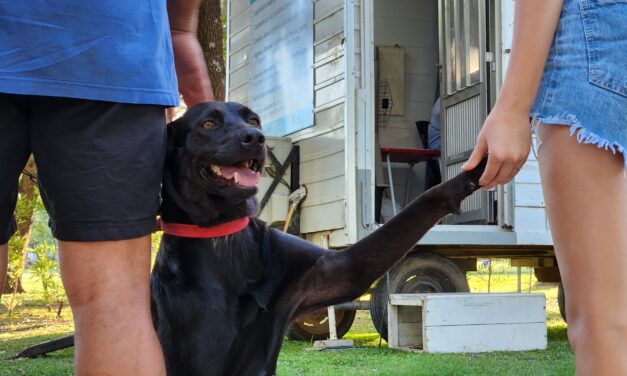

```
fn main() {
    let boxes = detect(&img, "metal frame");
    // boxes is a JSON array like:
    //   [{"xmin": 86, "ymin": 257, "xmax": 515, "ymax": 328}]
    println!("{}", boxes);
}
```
[
  {"xmin": 344, "ymin": 0, "xmax": 359, "ymax": 245},
  {"xmin": 258, "ymin": 146, "xmax": 300, "ymax": 213},
  {"xmin": 439, "ymin": 0, "xmax": 490, "ymax": 225},
  {"xmin": 358, "ymin": 0, "xmax": 377, "ymax": 235}
]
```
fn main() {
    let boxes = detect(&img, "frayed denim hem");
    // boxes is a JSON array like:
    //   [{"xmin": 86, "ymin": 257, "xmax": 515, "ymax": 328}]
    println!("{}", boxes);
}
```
[{"xmin": 530, "ymin": 113, "xmax": 626, "ymax": 170}]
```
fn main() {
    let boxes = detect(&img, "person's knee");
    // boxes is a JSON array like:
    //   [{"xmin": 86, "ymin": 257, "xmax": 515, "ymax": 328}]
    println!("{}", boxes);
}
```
[
  {"xmin": 567, "ymin": 313, "xmax": 627, "ymax": 353},
  {"xmin": 58, "ymin": 237, "xmax": 152, "ymax": 311}
]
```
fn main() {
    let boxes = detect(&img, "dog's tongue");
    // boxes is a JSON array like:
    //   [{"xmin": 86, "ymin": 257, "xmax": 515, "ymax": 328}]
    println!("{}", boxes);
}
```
[{"xmin": 219, "ymin": 166, "xmax": 260, "ymax": 187}]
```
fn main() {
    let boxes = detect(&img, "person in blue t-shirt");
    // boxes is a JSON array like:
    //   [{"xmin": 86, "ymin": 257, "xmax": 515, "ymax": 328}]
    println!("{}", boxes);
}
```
[{"xmin": 0, "ymin": 1, "xmax": 213, "ymax": 374}]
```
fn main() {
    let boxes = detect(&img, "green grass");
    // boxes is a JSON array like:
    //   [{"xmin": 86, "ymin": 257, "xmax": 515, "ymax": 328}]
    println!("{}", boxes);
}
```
[
  {"xmin": 1, "ymin": 262, "xmax": 574, "ymax": 375},
  {"xmin": 0, "ymin": 272, "xmax": 74, "ymax": 376}
]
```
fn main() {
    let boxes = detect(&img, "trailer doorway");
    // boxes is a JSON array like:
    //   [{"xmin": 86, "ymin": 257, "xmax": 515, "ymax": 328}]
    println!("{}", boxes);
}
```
[{"xmin": 371, "ymin": 0, "xmax": 496, "ymax": 226}]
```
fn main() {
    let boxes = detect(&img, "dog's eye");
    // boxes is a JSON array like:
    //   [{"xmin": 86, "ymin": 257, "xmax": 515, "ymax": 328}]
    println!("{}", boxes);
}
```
[
  {"xmin": 248, "ymin": 118, "xmax": 260, "ymax": 127},
  {"xmin": 202, "ymin": 121, "xmax": 216, "ymax": 129}
]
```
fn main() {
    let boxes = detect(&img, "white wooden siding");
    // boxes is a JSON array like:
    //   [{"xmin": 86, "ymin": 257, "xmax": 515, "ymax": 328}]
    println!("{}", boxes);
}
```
[
  {"xmin": 296, "ymin": 0, "xmax": 348, "ymax": 241},
  {"xmin": 388, "ymin": 293, "xmax": 547, "ymax": 353},
  {"xmin": 227, "ymin": 0, "xmax": 350, "ymax": 242},
  {"xmin": 514, "ymin": 143, "xmax": 552, "ymax": 244},
  {"xmin": 227, "ymin": 0, "xmax": 252, "ymax": 104},
  {"xmin": 498, "ymin": 0, "xmax": 550, "ymax": 245}
]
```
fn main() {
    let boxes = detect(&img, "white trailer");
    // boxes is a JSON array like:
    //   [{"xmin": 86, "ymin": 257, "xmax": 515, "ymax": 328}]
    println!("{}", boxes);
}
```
[{"xmin": 226, "ymin": 0, "xmax": 562, "ymax": 340}]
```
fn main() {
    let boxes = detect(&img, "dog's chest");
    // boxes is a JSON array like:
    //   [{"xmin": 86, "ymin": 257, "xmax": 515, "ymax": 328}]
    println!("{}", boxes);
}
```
[{"xmin": 152, "ymin": 234, "xmax": 288, "ymax": 375}]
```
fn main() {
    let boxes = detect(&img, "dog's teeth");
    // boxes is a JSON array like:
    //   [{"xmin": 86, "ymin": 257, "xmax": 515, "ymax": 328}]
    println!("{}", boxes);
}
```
[
  {"xmin": 210, "ymin": 165, "xmax": 222, "ymax": 176},
  {"xmin": 234, "ymin": 173, "xmax": 239, "ymax": 184}
]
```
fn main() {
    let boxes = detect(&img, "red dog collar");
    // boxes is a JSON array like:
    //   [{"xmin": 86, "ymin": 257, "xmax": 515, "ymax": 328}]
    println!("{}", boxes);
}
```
[{"xmin": 158, "ymin": 217, "xmax": 250, "ymax": 238}]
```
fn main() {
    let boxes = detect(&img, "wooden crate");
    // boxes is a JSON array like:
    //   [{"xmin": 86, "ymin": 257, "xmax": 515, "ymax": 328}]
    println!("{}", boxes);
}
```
[{"xmin": 387, "ymin": 293, "xmax": 547, "ymax": 353}]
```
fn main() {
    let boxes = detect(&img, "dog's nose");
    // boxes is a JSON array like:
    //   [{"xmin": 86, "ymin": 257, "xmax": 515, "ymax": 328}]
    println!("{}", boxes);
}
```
[{"xmin": 239, "ymin": 128, "xmax": 265, "ymax": 147}]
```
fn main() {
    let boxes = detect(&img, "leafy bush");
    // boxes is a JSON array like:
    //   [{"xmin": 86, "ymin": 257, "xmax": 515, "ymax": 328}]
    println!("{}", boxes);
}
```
[
  {"xmin": 31, "ymin": 242, "xmax": 66, "ymax": 317},
  {"xmin": 151, "ymin": 231, "xmax": 163, "ymax": 268},
  {"xmin": 4, "ymin": 188, "xmax": 39, "ymax": 314}
]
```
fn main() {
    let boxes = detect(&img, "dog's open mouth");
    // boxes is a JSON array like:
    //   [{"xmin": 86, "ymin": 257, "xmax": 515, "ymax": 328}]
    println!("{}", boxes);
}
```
[{"xmin": 208, "ymin": 160, "xmax": 262, "ymax": 188}]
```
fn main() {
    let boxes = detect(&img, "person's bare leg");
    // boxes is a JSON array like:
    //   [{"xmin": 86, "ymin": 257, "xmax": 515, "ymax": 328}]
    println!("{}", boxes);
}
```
[
  {"xmin": 0, "ymin": 243, "xmax": 7, "ymax": 300},
  {"xmin": 59, "ymin": 236, "xmax": 165, "ymax": 376},
  {"xmin": 537, "ymin": 124, "xmax": 627, "ymax": 375}
]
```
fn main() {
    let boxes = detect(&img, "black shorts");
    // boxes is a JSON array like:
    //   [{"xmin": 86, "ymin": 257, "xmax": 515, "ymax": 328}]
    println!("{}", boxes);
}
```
[{"xmin": 0, "ymin": 94, "xmax": 167, "ymax": 243}]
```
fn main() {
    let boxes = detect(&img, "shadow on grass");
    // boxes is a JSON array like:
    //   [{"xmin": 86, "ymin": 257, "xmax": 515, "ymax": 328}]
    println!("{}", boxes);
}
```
[{"xmin": 548, "ymin": 324, "xmax": 568, "ymax": 342}]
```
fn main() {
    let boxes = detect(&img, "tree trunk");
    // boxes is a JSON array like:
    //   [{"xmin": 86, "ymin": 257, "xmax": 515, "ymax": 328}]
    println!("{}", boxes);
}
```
[
  {"xmin": 197, "ymin": 0, "xmax": 226, "ymax": 101},
  {"xmin": 17, "ymin": 158, "xmax": 36, "ymax": 235}
]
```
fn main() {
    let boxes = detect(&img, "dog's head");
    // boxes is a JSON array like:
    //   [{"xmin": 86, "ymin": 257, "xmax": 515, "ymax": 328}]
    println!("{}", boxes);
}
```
[{"xmin": 162, "ymin": 102, "xmax": 266, "ymax": 225}]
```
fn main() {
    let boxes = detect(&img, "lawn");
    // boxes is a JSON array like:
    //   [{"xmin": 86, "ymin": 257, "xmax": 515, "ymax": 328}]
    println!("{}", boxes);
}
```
[{"xmin": 1, "ymin": 261, "xmax": 574, "ymax": 375}]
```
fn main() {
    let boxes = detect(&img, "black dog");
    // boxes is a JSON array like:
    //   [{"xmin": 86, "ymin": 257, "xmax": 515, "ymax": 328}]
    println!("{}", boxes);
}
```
[{"xmin": 151, "ymin": 102, "xmax": 487, "ymax": 375}]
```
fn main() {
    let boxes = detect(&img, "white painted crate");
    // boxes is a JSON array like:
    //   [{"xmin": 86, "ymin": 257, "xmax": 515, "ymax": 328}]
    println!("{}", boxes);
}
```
[{"xmin": 388, "ymin": 293, "xmax": 547, "ymax": 353}]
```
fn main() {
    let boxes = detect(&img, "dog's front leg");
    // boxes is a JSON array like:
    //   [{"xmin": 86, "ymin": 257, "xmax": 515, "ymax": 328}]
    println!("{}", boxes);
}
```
[{"xmin": 293, "ymin": 159, "xmax": 487, "ymax": 315}]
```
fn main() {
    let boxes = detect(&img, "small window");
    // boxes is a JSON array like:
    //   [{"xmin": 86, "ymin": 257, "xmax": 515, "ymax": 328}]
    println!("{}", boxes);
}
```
[{"xmin": 443, "ymin": 0, "xmax": 483, "ymax": 95}]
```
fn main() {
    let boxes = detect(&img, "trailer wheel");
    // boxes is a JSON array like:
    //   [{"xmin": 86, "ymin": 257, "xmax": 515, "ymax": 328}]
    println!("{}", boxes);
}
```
[
  {"xmin": 287, "ymin": 308, "xmax": 356, "ymax": 341},
  {"xmin": 369, "ymin": 253, "xmax": 470, "ymax": 341},
  {"xmin": 558, "ymin": 282, "xmax": 567, "ymax": 323}
]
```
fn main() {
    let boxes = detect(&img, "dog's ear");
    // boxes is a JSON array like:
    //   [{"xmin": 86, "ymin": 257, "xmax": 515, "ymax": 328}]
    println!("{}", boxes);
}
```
[{"xmin": 166, "ymin": 117, "xmax": 187, "ymax": 150}]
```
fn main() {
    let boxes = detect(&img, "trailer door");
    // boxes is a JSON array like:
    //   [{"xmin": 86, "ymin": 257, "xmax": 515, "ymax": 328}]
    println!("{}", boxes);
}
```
[{"xmin": 439, "ymin": 0, "xmax": 492, "ymax": 224}]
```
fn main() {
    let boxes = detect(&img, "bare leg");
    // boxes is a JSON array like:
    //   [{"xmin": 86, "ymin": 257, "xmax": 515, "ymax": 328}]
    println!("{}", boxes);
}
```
[
  {"xmin": 59, "ymin": 236, "xmax": 165, "ymax": 376},
  {"xmin": 537, "ymin": 125, "xmax": 627, "ymax": 375},
  {"xmin": 0, "ymin": 243, "xmax": 7, "ymax": 300}
]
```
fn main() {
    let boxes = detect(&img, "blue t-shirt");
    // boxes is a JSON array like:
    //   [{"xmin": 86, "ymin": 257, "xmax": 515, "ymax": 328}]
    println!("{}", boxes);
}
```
[
  {"xmin": 0, "ymin": 1, "xmax": 179, "ymax": 106},
  {"xmin": 427, "ymin": 98, "xmax": 441, "ymax": 150}
]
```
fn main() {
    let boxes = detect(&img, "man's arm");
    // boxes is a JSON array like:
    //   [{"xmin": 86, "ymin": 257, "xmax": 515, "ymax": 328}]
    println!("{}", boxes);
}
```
[{"xmin": 167, "ymin": 0, "xmax": 215, "ymax": 106}]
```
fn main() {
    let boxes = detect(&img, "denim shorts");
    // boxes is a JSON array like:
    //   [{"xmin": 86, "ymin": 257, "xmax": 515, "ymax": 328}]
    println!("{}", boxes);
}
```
[
  {"xmin": 530, "ymin": 0, "xmax": 627, "ymax": 167},
  {"xmin": 0, "ymin": 94, "xmax": 167, "ymax": 244}
]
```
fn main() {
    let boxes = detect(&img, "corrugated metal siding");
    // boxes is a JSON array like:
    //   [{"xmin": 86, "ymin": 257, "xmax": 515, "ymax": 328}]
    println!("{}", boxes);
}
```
[
  {"xmin": 444, "ymin": 94, "xmax": 481, "ymax": 166},
  {"xmin": 443, "ymin": 95, "xmax": 483, "ymax": 218},
  {"xmin": 447, "ymin": 161, "xmax": 483, "ymax": 215}
]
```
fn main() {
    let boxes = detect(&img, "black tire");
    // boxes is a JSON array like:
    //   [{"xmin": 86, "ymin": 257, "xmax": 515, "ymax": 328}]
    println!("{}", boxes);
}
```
[
  {"xmin": 287, "ymin": 308, "xmax": 357, "ymax": 341},
  {"xmin": 369, "ymin": 277, "xmax": 391, "ymax": 340},
  {"xmin": 369, "ymin": 253, "xmax": 470, "ymax": 341},
  {"xmin": 558, "ymin": 282, "xmax": 567, "ymax": 323}
]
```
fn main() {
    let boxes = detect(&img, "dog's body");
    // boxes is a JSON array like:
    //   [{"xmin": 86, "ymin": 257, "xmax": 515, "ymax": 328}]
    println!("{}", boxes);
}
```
[{"xmin": 151, "ymin": 102, "xmax": 486, "ymax": 375}]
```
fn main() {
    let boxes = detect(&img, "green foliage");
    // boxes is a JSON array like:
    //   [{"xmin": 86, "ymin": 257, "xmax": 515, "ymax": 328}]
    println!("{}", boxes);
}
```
[
  {"xmin": 5, "ymin": 235, "xmax": 25, "ymax": 313},
  {"xmin": 30, "ymin": 242, "xmax": 66, "ymax": 318},
  {"xmin": 151, "ymin": 231, "xmax": 163, "ymax": 269},
  {"xmin": 469, "ymin": 259, "xmax": 537, "ymax": 294},
  {"xmin": 25, "ymin": 195, "xmax": 65, "ymax": 318},
  {"xmin": 30, "ymin": 201, "xmax": 55, "ymax": 247},
  {"xmin": 6, "ymin": 193, "xmax": 35, "ymax": 285},
  {"xmin": 4, "ymin": 188, "xmax": 40, "ymax": 314}
]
